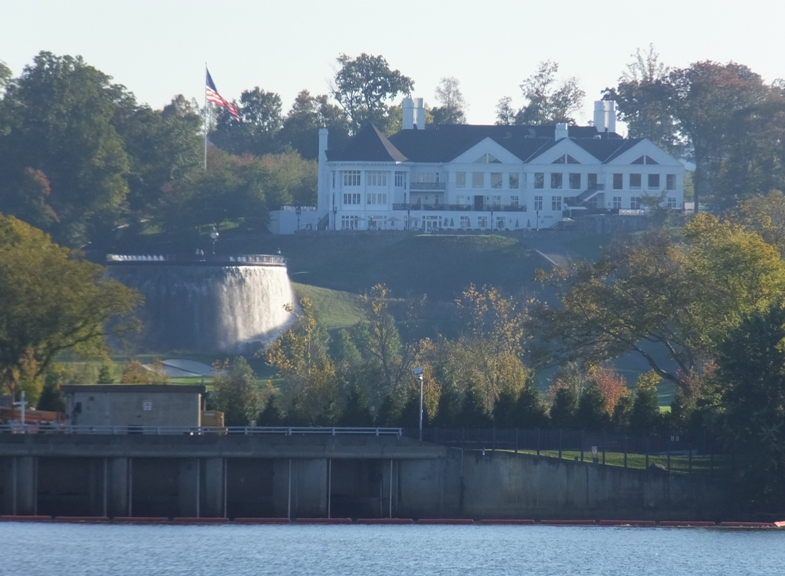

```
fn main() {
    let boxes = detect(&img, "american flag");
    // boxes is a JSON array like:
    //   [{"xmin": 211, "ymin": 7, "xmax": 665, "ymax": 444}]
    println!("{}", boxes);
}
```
[{"xmin": 205, "ymin": 69, "xmax": 239, "ymax": 120}]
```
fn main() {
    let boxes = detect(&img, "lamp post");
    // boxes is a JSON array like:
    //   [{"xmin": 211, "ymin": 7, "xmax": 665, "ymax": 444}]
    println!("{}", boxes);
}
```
[
  {"xmin": 210, "ymin": 230, "xmax": 219, "ymax": 255},
  {"xmin": 412, "ymin": 367, "xmax": 424, "ymax": 441},
  {"xmin": 296, "ymin": 205, "xmax": 302, "ymax": 232}
]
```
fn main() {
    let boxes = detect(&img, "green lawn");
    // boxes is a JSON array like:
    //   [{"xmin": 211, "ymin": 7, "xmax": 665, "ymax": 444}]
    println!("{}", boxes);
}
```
[
  {"xmin": 517, "ymin": 449, "xmax": 730, "ymax": 476},
  {"xmin": 292, "ymin": 283, "xmax": 364, "ymax": 331}
]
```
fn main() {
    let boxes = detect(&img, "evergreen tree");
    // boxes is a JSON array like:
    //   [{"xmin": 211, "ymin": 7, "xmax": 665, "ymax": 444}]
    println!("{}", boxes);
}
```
[
  {"xmin": 513, "ymin": 386, "xmax": 549, "ymax": 429},
  {"xmin": 432, "ymin": 385, "xmax": 461, "ymax": 428},
  {"xmin": 549, "ymin": 386, "xmax": 578, "ymax": 429},
  {"xmin": 575, "ymin": 384, "xmax": 611, "ymax": 431},
  {"xmin": 492, "ymin": 389, "xmax": 517, "ymax": 428},
  {"xmin": 458, "ymin": 388, "xmax": 492, "ymax": 429},
  {"xmin": 376, "ymin": 393, "xmax": 402, "ymax": 427},
  {"xmin": 339, "ymin": 387, "xmax": 374, "ymax": 427},
  {"xmin": 257, "ymin": 397, "xmax": 283, "ymax": 426},
  {"xmin": 628, "ymin": 371, "xmax": 662, "ymax": 434}
]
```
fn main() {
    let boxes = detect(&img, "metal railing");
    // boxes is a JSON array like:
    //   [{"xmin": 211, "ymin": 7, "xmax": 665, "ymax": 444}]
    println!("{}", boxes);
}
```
[
  {"xmin": 105, "ymin": 254, "xmax": 287, "ymax": 266},
  {"xmin": 392, "ymin": 203, "xmax": 527, "ymax": 212},
  {"xmin": 0, "ymin": 424, "xmax": 403, "ymax": 437}
]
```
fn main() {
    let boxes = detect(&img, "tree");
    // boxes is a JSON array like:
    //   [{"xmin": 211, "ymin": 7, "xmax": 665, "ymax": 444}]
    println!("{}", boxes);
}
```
[
  {"xmin": 212, "ymin": 357, "xmax": 264, "ymax": 426},
  {"xmin": 353, "ymin": 285, "xmax": 421, "ymax": 405},
  {"xmin": 533, "ymin": 215, "xmax": 785, "ymax": 390},
  {"xmin": 575, "ymin": 384, "xmax": 611, "ymax": 431},
  {"xmin": 332, "ymin": 53, "xmax": 414, "ymax": 133},
  {"xmin": 602, "ymin": 45, "xmax": 678, "ymax": 151},
  {"xmin": 0, "ymin": 52, "xmax": 131, "ymax": 247},
  {"xmin": 494, "ymin": 96, "xmax": 516, "ymax": 126},
  {"xmin": 589, "ymin": 367, "xmax": 628, "ymax": 417},
  {"xmin": 716, "ymin": 303, "xmax": 785, "ymax": 509},
  {"xmin": 264, "ymin": 297, "xmax": 340, "ymax": 425},
  {"xmin": 628, "ymin": 371, "xmax": 662, "ymax": 434},
  {"xmin": 339, "ymin": 386, "xmax": 374, "ymax": 427},
  {"xmin": 737, "ymin": 190, "xmax": 785, "ymax": 256},
  {"xmin": 513, "ymin": 61, "xmax": 585, "ymax": 125},
  {"xmin": 0, "ymin": 215, "xmax": 141, "ymax": 400},
  {"xmin": 549, "ymin": 385, "xmax": 578, "ymax": 429},
  {"xmin": 513, "ymin": 385, "xmax": 549, "ymax": 429},
  {"xmin": 432, "ymin": 77, "xmax": 466, "ymax": 125},
  {"xmin": 667, "ymin": 61, "xmax": 770, "ymax": 210},
  {"xmin": 211, "ymin": 87, "xmax": 283, "ymax": 156},
  {"xmin": 279, "ymin": 90, "xmax": 351, "ymax": 160},
  {"xmin": 120, "ymin": 360, "xmax": 169, "ymax": 384}
]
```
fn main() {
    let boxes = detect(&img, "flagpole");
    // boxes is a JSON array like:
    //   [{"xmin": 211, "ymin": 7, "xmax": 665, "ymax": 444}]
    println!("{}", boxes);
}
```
[{"xmin": 204, "ymin": 63, "xmax": 208, "ymax": 172}]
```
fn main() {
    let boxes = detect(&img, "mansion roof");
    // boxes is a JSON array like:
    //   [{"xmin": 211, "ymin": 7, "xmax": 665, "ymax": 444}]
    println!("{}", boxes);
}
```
[{"xmin": 327, "ymin": 123, "xmax": 641, "ymax": 165}]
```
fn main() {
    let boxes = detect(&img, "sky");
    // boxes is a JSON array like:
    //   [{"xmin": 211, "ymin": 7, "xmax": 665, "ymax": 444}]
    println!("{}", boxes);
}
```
[{"xmin": 2, "ymin": 0, "xmax": 784, "ymax": 128}]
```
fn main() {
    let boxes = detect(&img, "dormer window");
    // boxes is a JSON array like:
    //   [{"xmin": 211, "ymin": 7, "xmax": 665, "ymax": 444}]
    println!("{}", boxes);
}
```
[
  {"xmin": 632, "ymin": 155, "xmax": 659, "ymax": 165},
  {"xmin": 552, "ymin": 154, "xmax": 580, "ymax": 164},
  {"xmin": 474, "ymin": 153, "xmax": 502, "ymax": 164}
]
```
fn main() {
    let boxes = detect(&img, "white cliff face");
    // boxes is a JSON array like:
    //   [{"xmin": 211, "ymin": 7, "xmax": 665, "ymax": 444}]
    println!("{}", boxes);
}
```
[{"xmin": 110, "ymin": 265, "xmax": 295, "ymax": 353}]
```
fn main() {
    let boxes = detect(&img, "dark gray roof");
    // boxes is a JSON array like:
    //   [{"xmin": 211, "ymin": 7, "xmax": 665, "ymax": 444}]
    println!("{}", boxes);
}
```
[
  {"xmin": 326, "ymin": 123, "xmax": 407, "ymax": 162},
  {"xmin": 329, "ymin": 123, "xmax": 633, "ymax": 164}
]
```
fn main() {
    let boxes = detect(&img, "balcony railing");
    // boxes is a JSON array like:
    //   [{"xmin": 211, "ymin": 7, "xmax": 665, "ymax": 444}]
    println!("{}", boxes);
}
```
[
  {"xmin": 392, "ymin": 204, "xmax": 527, "ymax": 212},
  {"xmin": 409, "ymin": 182, "xmax": 447, "ymax": 191}
]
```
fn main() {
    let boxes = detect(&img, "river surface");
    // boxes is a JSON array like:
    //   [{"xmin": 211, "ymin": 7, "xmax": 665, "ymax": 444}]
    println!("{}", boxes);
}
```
[{"xmin": 0, "ymin": 522, "xmax": 782, "ymax": 575}]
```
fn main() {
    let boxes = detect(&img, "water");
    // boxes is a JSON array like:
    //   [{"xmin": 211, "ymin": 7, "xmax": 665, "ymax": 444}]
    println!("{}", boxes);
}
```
[
  {"xmin": 1, "ymin": 523, "xmax": 782, "ymax": 575},
  {"xmin": 109, "ymin": 264, "xmax": 294, "ymax": 352}
]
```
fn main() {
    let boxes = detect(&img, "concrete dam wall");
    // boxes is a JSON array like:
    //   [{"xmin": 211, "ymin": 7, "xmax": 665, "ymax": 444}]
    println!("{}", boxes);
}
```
[
  {"xmin": 107, "ymin": 257, "xmax": 295, "ymax": 352},
  {"xmin": 0, "ymin": 435, "xmax": 729, "ymax": 520}
]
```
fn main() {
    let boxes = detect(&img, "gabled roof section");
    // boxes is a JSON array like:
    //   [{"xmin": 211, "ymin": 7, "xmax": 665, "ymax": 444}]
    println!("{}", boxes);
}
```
[
  {"xmin": 329, "ymin": 123, "xmax": 626, "ymax": 164},
  {"xmin": 571, "ymin": 138, "xmax": 643, "ymax": 163},
  {"xmin": 327, "ymin": 123, "xmax": 408, "ymax": 162}
]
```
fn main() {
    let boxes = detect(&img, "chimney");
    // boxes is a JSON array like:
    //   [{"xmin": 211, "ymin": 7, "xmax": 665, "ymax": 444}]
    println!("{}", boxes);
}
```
[
  {"xmin": 402, "ymin": 97, "xmax": 414, "ymax": 130},
  {"xmin": 594, "ymin": 100, "xmax": 616, "ymax": 135},
  {"xmin": 555, "ymin": 123, "xmax": 569, "ymax": 140},
  {"xmin": 414, "ymin": 97, "xmax": 425, "ymax": 130}
]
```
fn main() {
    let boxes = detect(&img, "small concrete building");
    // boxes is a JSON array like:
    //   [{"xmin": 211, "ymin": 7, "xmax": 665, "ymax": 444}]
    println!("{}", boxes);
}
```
[{"xmin": 62, "ymin": 385, "xmax": 205, "ymax": 428}]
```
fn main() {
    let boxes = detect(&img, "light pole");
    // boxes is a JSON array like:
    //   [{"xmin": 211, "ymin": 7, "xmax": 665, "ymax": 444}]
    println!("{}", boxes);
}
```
[
  {"xmin": 210, "ymin": 229, "xmax": 219, "ymax": 255},
  {"xmin": 296, "ymin": 205, "xmax": 302, "ymax": 232},
  {"xmin": 332, "ymin": 206, "xmax": 338, "ymax": 231},
  {"xmin": 412, "ymin": 367, "xmax": 424, "ymax": 441}
]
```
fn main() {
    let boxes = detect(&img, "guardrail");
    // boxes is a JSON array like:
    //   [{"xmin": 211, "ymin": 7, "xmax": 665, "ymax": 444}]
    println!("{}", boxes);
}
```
[{"xmin": 0, "ymin": 424, "xmax": 403, "ymax": 437}]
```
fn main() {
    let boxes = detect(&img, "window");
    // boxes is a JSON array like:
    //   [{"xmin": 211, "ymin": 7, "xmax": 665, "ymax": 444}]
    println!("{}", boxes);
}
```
[
  {"xmin": 456, "ymin": 195, "xmax": 465, "ymax": 205},
  {"xmin": 367, "ymin": 171, "xmax": 387, "ymax": 187},
  {"xmin": 551, "ymin": 173, "xmax": 563, "ymax": 189},
  {"xmin": 534, "ymin": 196, "xmax": 543, "ymax": 211},
  {"xmin": 331, "ymin": 172, "xmax": 336, "ymax": 188},
  {"xmin": 510, "ymin": 196, "xmax": 519, "ymax": 207},
  {"xmin": 569, "ymin": 173, "xmax": 581, "ymax": 190},
  {"xmin": 666, "ymin": 174, "xmax": 676, "ymax": 190},
  {"xmin": 367, "ymin": 193, "xmax": 387, "ymax": 205},
  {"xmin": 456, "ymin": 172, "xmax": 466, "ymax": 188},
  {"xmin": 491, "ymin": 172, "xmax": 502, "ymax": 189},
  {"xmin": 496, "ymin": 217, "xmax": 506, "ymax": 229},
  {"xmin": 478, "ymin": 216, "xmax": 488, "ymax": 228},
  {"xmin": 492, "ymin": 195, "xmax": 502, "ymax": 207},
  {"xmin": 613, "ymin": 174, "xmax": 623, "ymax": 189},
  {"xmin": 630, "ymin": 173, "xmax": 642, "ymax": 189},
  {"xmin": 630, "ymin": 197, "xmax": 641, "ymax": 210},
  {"xmin": 343, "ymin": 193, "xmax": 361, "ymax": 205},
  {"xmin": 343, "ymin": 171, "xmax": 361, "ymax": 186},
  {"xmin": 341, "ymin": 215, "xmax": 360, "ymax": 230},
  {"xmin": 509, "ymin": 173, "xmax": 519, "ymax": 189},
  {"xmin": 613, "ymin": 196, "xmax": 622, "ymax": 209},
  {"xmin": 534, "ymin": 173, "xmax": 544, "ymax": 189},
  {"xmin": 552, "ymin": 196, "xmax": 562, "ymax": 211},
  {"xmin": 632, "ymin": 155, "xmax": 659, "ymax": 165},
  {"xmin": 472, "ymin": 172, "xmax": 484, "ymax": 188},
  {"xmin": 395, "ymin": 171, "xmax": 406, "ymax": 187},
  {"xmin": 460, "ymin": 216, "xmax": 470, "ymax": 229},
  {"xmin": 667, "ymin": 197, "xmax": 677, "ymax": 209},
  {"xmin": 588, "ymin": 173, "xmax": 598, "ymax": 189},
  {"xmin": 648, "ymin": 174, "xmax": 660, "ymax": 188},
  {"xmin": 552, "ymin": 154, "xmax": 580, "ymax": 164},
  {"xmin": 474, "ymin": 153, "xmax": 502, "ymax": 163}
]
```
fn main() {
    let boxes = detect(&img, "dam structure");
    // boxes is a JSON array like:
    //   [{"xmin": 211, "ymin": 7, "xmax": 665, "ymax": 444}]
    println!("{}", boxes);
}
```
[{"xmin": 106, "ymin": 254, "xmax": 295, "ymax": 353}]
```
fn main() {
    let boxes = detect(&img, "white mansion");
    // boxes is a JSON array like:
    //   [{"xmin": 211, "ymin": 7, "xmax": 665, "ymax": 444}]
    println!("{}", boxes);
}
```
[{"xmin": 269, "ymin": 99, "xmax": 684, "ymax": 233}]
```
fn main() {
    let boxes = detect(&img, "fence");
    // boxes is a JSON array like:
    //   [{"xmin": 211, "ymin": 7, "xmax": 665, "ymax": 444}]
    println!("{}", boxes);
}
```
[
  {"xmin": 402, "ymin": 428, "xmax": 731, "ymax": 478},
  {"xmin": 0, "ymin": 424, "xmax": 403, "ymax": 437}
]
